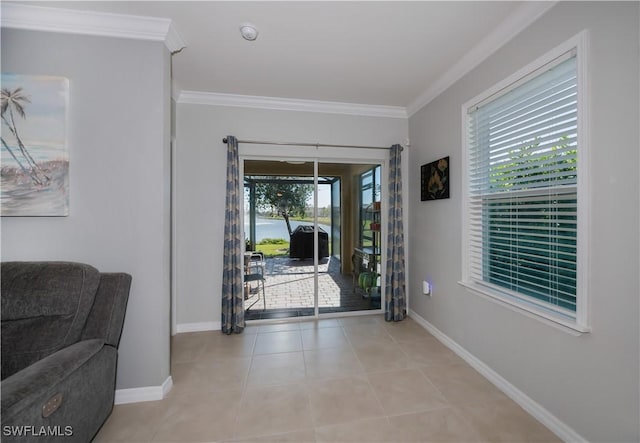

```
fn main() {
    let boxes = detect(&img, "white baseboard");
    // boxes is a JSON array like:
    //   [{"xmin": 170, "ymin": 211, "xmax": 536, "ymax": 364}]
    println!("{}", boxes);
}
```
[
  {"xmin": 114, "ymin": 376, "xmax": 173, "ymax": 405},
  {"xmin": 408, "ymin": 309, "xmax": 587, "ymax": 443},
  {"xmin": 175, "ymin": 321, "xmax": 221, "ymax": 334}
]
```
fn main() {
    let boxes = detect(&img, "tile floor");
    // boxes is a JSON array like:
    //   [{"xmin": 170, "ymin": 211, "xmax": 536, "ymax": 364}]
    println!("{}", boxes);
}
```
[{"xmin": 94, "ymin": 315, "xmax": 561, "ymax": 442}]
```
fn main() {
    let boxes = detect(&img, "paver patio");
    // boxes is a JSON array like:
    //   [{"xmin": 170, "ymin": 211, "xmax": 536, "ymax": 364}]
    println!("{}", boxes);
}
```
[{"xmin": 245, "ymin": 256, "xmax": 379, "ymax": 320}]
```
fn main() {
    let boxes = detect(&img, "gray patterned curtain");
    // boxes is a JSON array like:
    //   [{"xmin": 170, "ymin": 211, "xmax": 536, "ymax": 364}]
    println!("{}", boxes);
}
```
[
  {"xmin": 385, "ymin": 144, "xmax": 407, "ymax": 322},
  {"xmin": 221, "ymin": 136, "xmax": 245, "ymax": 334}
]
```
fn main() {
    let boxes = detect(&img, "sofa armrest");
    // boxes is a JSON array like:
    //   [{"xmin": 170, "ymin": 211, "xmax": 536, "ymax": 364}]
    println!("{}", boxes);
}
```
[
  {"xmin": 81, "ymin": 273, "xmax": 131, "ymax": 347},
  {"xmin": 1, "ymin": 339, "xmax": 103, "ymax": 419},
  {"xmin": 1, "ymin": 340, "xmax": 117, "ymax": 442}
]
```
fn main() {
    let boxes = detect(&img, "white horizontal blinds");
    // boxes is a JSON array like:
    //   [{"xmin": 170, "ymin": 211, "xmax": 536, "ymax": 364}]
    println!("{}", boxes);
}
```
[{"xmin": 467, "ymin": 53, "xmax": 578, "ymax": 319}]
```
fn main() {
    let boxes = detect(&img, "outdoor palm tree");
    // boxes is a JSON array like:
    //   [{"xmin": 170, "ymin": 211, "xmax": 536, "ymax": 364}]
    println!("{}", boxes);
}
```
[{"xmin": 1, "ymin": 87, "xmax": 49, "ymax": 185}]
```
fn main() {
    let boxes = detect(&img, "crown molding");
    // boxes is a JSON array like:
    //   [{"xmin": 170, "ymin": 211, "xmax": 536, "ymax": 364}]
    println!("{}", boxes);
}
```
[
  {"xmin": 177, "ymin": 91, "xmax": 408, "ymax": 119},
  {"xmin": 0, "ymin": 3, "xmax": 186, "ymax": 53},
  {"xmin": 406, "ymin": 1, "xmax": 557, "ymax": 117}
]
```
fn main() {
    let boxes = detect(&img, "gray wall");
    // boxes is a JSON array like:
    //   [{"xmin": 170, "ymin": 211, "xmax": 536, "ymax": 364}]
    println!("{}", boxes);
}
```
[
  {"xmin": 174, "ymin": 104, "xmax": 408, "ymax": 326},
  {"xmin": 1, "ymin": 29, "xmax": 172, "ymax": 390},
  {"xmin": 407, "ymin": 2, "xmax": 639, "ymax": 441}
]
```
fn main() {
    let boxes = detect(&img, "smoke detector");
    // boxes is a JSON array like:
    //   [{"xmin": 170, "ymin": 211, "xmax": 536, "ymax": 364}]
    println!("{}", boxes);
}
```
[{"xmin": 240, "ymin": 23, "xmax": 259, "ymax": 41}]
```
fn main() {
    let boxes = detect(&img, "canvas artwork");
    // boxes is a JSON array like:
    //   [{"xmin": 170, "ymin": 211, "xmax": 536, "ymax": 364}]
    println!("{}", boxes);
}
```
[
  {"xmin": 1, "ymin": 74, "xmax": 69, "ymax": 216},
  {"xmin": 421, "ymin": 156, "xmax": 450, "ymax": 201}
]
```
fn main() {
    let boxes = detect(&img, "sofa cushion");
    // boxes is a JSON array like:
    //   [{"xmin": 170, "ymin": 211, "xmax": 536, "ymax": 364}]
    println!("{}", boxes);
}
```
[{"xmin": 1, "ymin": 262, "xmax": 100, "ymax": 380}]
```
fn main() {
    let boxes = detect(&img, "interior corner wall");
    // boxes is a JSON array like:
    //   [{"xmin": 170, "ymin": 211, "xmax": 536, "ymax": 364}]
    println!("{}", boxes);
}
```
[
  {"xmin": 407, "ymin": 2, "xmax": 639, "ymax": 441},
  {"xmin": 0, "ymin": 29, "xmax": 172, "ymax": 390},
  {"xmin": 174, "ymin": 104, "xmax": 408, "ymax": 327}
]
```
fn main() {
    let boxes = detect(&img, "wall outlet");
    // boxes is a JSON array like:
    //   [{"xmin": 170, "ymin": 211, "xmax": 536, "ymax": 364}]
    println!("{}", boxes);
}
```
[{"xmin": 422, "ymin": 281, "xmax": 431, "ymax": 296}]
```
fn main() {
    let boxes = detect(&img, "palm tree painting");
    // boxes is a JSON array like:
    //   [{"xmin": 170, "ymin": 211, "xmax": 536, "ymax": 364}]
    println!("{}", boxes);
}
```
[{"xmin": 1, "ymin": 74, "xmax": 69, "ymax": 216}]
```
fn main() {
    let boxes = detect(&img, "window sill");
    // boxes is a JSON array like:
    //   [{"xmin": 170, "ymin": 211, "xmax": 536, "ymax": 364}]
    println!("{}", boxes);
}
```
[{"xmin": 457, "ymin": 280, "xmax": 590, "ymax": 336}]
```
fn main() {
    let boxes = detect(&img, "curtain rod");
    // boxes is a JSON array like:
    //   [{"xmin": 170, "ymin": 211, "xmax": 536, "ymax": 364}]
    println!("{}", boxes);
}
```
[{"xmin": 222, "ymin": 138, "xmax": 395, "ymax": 150}]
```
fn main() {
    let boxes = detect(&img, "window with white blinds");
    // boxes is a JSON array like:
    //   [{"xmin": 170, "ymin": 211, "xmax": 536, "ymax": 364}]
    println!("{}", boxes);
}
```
[{"xmin": 463, "ymin": 45, "xmax": 586, "ymax": 328}]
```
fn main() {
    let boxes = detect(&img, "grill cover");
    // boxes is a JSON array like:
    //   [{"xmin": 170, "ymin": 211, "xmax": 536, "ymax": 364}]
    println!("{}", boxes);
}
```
[{"xmin": 289, "ymin": 225, "xmax": 329, "ymax": 259}]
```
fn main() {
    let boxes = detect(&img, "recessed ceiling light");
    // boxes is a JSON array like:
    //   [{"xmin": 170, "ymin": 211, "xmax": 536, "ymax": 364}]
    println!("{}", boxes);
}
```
[{"xmin": 239, "ymin": 23, "xmax": 259, "ymax": 41}]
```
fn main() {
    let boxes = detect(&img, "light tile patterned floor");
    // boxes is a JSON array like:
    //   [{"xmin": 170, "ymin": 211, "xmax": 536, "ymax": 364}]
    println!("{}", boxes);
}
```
[{"xmin": 94, "ymin": 315, "xmax": 561, "ymax": 442}]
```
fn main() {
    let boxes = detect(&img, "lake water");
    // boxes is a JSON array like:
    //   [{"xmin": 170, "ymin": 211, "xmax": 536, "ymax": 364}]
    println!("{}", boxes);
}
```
[{"xmin": 246, "ymin": 216, "xmax": 331, "ymax": 242}]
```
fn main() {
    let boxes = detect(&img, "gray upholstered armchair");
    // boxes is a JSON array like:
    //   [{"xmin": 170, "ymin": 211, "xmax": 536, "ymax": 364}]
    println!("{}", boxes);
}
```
[{"xmin": 1, "ymin": 262, "xmax": 131, "ymax": 442}]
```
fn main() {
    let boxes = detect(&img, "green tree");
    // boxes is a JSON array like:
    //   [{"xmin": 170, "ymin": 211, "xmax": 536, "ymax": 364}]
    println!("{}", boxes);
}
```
[
  {"xmin": 254, "ymin": 182, "xmax": 313, "ymax": 218},
  {"xmin": 489, "ymin": 136, "xmax": 576, "ymax": 189}
]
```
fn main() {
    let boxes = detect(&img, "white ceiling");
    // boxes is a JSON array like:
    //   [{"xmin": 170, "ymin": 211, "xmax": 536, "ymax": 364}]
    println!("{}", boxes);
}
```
[{"xmin": 13, "ymin": 1, "xmax": 542, "ymax": 109}]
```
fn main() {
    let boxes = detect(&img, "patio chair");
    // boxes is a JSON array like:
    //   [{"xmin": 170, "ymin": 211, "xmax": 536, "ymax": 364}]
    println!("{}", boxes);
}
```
[{"xmin": 244, "ymin": 252, "xmax": 266, "ymax": 311}]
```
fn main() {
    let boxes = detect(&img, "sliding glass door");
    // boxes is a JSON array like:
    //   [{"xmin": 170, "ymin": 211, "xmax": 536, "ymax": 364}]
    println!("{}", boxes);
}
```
[
  {"xmin": 242, "ymin": 156, "xmax": 384, "ymax": 321},
  {"xmin": 243, "ymin": 159, "xmax": 316, "ymax": 320}
]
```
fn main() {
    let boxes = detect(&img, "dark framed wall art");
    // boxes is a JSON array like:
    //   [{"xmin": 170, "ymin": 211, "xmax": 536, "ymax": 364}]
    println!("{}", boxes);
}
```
[{"xmin": 421, "ymin": 156, "xmax": 449, "ymax": 201}]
